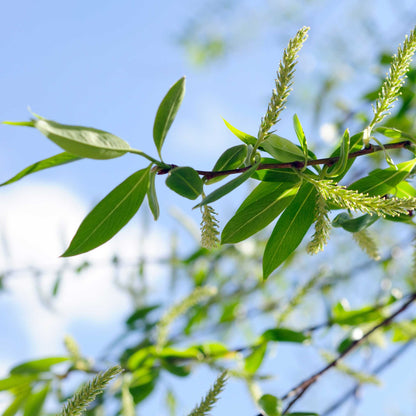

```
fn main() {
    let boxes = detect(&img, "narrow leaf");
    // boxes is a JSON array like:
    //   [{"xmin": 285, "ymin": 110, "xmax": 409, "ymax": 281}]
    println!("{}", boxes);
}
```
[
  {"xmin": 223, "ymin": 118, "xmax": 257, "ymax": 145},
  {"xmin": 3, "ymin": 120, "xmax": 35, "ymax": 127},
  {"xmin": 0, "ymin": 153, "xmax": 81, "ymax": 187},
  {"xmin": 62, "ymin": 167, "xmax": 151, "ymax": 257},
  {"xmin": 166, "ymin": 167, "xmax": 203, "ymax": 200},
  {"xmin": 261, "ymin": 134, "xmax": 305, "ymax": 162},
  {"xmin": 221, "ymin": 182, "xmax": 299, "ymax": 244},
  {"xmin": 11, "ymin": 357, "xmax": 69, "ymax": 375},
  {"xmin": 244, "ymin": 342, "xmax": 267, "ymax": 374},
  {"xmin": 327, "ymin": 129, "xmax": 350, "ymax": 177},
  {"xmin": 194, "ymin": 160, "xmax": 260, "ymax": 208},
  {"xmin": 153, "ymin": 77, "xmax": 186, "ymax": 158},
  {"xmin": 293, "ymin": 114, "xmax": 308, "ymax": 160},
  {"xmin": 261, "ymin": 328, "xmax": 309, "ymax": 343},
  {"xmin": 23, "ymin": 383, "xmax": 50, "ymax": 416},
  {"xmin": 263, "ymin": 182, "xmax": 318, "ymax": 279},
  {"xmin": 147, "ymin": 170, "xmax": 160, "ymax": 220}
]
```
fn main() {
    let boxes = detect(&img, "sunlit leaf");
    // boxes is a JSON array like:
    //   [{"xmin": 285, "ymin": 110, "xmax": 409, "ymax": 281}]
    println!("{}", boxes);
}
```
[
  {"xmin": 34, "ymin": 117, "xmax": 131, "ymax": 159},
  {"xmin": 153, "ymin": 77, "xmax": 186, "ymax": 158},
  {"xmin": 244, "ymin": 342, "xmax": 267, "ymax": 374},
  {"xmin": 62, "ymin": 167, "xmax": 151, "ymax": 257},
  {"xmin": 376, "ymin": 126, "xmax": 415, "ymax": 141},
  {"xmin": 293, "ymin": 114, "xmax": 308, "ymax": 160},
  {"xmin": 223, "ymin": 118, "xmax": 257, "ymax": 145},
  {"xmin": 10, "ymin": 357, "xmax": 69, "ymax": 375},
  {"xmin": 261, "ymin": 134, "xmax": 305, "ymax": 162}
]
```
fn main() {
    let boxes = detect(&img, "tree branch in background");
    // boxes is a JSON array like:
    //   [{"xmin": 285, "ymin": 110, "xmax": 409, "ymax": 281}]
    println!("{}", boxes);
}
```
[{"xmin": 281, "ymin": 292, "xmax": 416, "ymax": 414}]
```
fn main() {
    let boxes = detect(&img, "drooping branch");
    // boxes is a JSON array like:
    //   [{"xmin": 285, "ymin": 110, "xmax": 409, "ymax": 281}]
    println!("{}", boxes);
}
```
[
  {"xmin": 157, "ymin": 140, "xmax": 413, "ymax": 180},
  {"xmin": 281, "ymin": 292, "xmax": 416, "ymax": 414}
]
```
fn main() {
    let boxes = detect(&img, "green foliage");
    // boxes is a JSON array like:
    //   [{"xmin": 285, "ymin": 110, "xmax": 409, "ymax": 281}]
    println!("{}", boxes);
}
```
[
  {"xmin": 153, "ymin": 77, "xmax": 186, "ymax": 160},
  {"xmin": 62, "ymin": 166, "xmax": 151, "ymax": 256},
  {"xmin": 3, "ymin": 24, "xmax": 416, "ymax": 416}
]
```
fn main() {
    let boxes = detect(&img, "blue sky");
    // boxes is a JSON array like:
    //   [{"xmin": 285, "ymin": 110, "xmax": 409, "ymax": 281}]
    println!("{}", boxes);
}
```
[{"xmin": 1, "ymin": 1, "xmax": 416, "ymax": 415}]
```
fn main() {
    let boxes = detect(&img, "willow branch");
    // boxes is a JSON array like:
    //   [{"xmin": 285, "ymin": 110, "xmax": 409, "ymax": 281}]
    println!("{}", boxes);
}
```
[
  {"xmin": 157, "ymin": 141, "xmax": 413, "ymax": 179},
  {"xmin": 281, "ymin": 292, "xmax": 416, "ymax": 414}
]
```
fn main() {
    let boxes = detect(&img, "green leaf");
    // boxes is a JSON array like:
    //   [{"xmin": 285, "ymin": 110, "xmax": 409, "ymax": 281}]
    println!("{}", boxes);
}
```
[
  {"xmin": 221, "ymin": 182, "xmax": 299, "ymax": 244},
  {"xmin": 263, "ymin": 182, "xmax": 318, "ymax": 279},
  {"xmin": 194, "ymin": 159, "xmax": 261, "ymax": 208},
  {"xmin": 125, "ymin": 304, "xmax": 160, "ymax": 327},
  {"xmin": 3, "ymin": 393, "xmax": 29, "ymax": 416},
  {"xmin": 332, "ymin": 213, "xmax": 379, "ymax": 233},
  {"xmin": 153, "ymin": 77, "xmax": 186, "ymax": 159},
  {"xmin": 223, "ymin": 118, "xmax": 257, "ymax": 145},
  {"xmin": 10, "ymin": 357, "xmax": 69, "ymax": 375},
  {"xmin": 129, "ymin": 369, "xmax": 159, "ymax": 404},
  {"xmin": 261, "ymin": 328, "xmax": 310, "ymax": 343},
  {"xmin": 3, "ymin": 120, "xmax": 35, "ymax": 127},
  {"xmin": 348, "ymin": 158, "xmax": 416, "ymax": 196},
  {"xmin": 166, "ymin": 167, "xmax": 203, "ymax": 200},
  {"xmin": 293, "ymin": 114, "xmax": 308, "ymax": 160},
  {"xmin": 327, "ymin": 129, "xmax": 350, "ymax": 177},
  {"xmin": 0, "ymin": 152, "xmax": 81, "ymax": 187},
  {"xmin": 206, "ymin": 145, "xmax": 248, "ymax": 184},
  {"xmin": 147, "ymin": 170, "xmax": 160, "ymax": 220},
  {"xmin": 244, "ymin": 342, "xmax": 267, "ymax": 374},
  {"xmin": 258, "ymin": 394, "xmax": 283, "ymax": 416},
  {"xmin": 62, "ymin": 167, "xmax": 151, "ymax": 257},
  {"xmin": 0, "ymin": 375, "xmax": 36, "ymax": 391},
  {"xmin": 328, "ymin": 132, "xmax": 363, "ymax": 182},
  {"xmin": 160, "ymin": 360, "xmax": 190, "ymax": 377},
  {"xmin": 23, "ymin": 383, "xmax": 50, "ymax": 416},
  {"xmin": 34, "ymin": 118, "xmax": 131, "ymax": 159},
  {"xmin": 376, "ymin": 126, "xmax": 415, "ymax": 141},
  {"xmin": 261, "ymin": 134, "xmax": 305, "ymax": 162},
  {"xmin": 332, "ymin": 303, "xmax": 384, "ymax": 326}
]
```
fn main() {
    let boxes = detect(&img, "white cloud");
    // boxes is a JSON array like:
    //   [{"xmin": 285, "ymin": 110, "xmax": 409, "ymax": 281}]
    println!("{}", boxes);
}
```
[{"xmin": 0, "ymin": 181, "xmax": 167, "ymax": 359}]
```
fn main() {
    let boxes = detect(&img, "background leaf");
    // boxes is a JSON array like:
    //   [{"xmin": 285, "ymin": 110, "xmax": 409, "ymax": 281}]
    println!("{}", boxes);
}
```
[
  {"xmin": 62, "ymin": 167, "xmax": 151, "ymax": 257},
  {"xmin": 153, "ymin": 77, "xmax": 186, "ymax": 158},
  {"xmin": 258, "ymin": 394, "xmax": 282, "ymax": 416},
  {"xmin": 10, "ymin": 357, "xmax": 69, "ymax": 375}
]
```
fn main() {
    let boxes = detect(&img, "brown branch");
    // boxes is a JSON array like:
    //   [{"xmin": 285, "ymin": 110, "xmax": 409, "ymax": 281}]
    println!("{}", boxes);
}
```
[
  {"xmin": 157, "ymin": 141, "xmax": 413, "ymax": 180},
  {"xmin": 281, "ymin": 292, "xmax": 416, "ymax": 414}
]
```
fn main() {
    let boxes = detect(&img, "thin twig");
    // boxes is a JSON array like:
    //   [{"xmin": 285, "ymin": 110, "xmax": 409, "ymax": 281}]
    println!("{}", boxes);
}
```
[
  {"xmin": 281, "ymin": 292, "xmax": 416, "ymax": 414},
  {"xmin": 321, "ymin": 340, "xmax": 414, "ymax": 416},
  {"xmin": 157, "ymin": 141, "xmax": 412, "ymax": 179}
]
